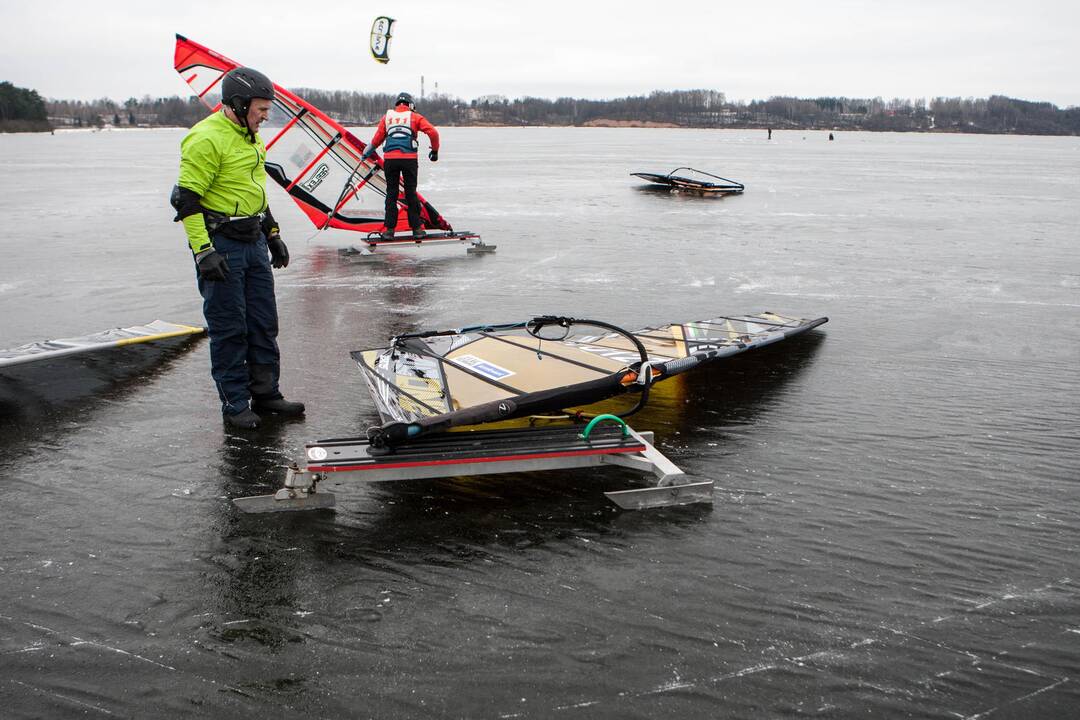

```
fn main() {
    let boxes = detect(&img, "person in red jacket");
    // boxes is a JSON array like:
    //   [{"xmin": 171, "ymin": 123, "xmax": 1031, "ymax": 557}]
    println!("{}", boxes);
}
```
[{"xmin": 362, "ymin": 92, "xmax": 440, "ymax": 239}]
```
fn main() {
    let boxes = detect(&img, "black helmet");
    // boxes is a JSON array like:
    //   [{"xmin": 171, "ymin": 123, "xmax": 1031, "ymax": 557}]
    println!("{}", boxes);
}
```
[
  {"xmin": 222, "ymin": 67, "xmax": 275, "ymax": 105},
  {"xmin": 221, "ymin": 67, "xmax": 274, "ymax": 141},
  {"xmin": 395, "ymin": 91, "xmax": 414, "ymax": 108}
]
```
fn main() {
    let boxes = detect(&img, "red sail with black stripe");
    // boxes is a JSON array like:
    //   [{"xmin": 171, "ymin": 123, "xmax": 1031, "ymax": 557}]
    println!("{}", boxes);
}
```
[{"xmin": 173, "ymin": 33, "xmax": 452, "ymax": 234}]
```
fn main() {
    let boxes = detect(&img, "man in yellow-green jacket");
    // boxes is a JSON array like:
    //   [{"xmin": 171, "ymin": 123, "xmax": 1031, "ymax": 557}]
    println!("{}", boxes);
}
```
[{"xmin": 173, "ymin": 66, "xmax": 304, "ymax": 430}]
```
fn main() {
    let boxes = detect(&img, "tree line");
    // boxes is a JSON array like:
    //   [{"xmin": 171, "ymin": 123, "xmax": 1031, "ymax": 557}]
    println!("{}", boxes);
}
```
[
  {"xmin": 20, "ymin": 85, "xmax": 1080, "ymax": 136},
  {"xmin": 0, "ymin": 81, "xmax": 51, "ymax": 132},
  {"xmin": 43, "ymin": 95, "xmax": 207, "ymax": 129}
]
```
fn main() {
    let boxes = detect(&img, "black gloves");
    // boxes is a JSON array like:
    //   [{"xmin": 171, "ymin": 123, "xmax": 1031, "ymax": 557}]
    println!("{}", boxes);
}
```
[
  {"xmin": 195, "ymin": 249, "xmax": 228, "ymax": 282},
  {"xmin": 428, "ymin": 149, "xmax": 438, "ymax": 162},
  {"xmin": 267, "ymin": 233, "xmax": 290, "ymax": 269}
]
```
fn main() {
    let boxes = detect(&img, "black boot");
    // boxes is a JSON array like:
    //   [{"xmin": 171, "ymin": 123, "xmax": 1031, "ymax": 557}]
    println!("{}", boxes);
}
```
[
  {"xmin": 412, "ymin": 227, "xmax": 427, "ymax": 239},
  {"xmin": 224, "ymin": 408, "xmax": 261, "ymax": 429},
  {"xmin": 380, "ymin": 228, "xmax": 395, "ymax": 240},
  {"xmin": 252, "ymin": 397, "xmax": 306, "ymax": 416}
]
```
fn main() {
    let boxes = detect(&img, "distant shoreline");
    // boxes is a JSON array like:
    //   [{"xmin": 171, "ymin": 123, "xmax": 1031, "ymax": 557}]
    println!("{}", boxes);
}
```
[
  {"xmin": 37, "ymin": 89, "xmax": 1080, "ymax": 137},
  {"xmin": 0, "ymin": 120, "xmax": 52, "ymax": 134},
  {"xmin": 6, "ymin": 124, "xmax": 1072, "ymax": 138}
]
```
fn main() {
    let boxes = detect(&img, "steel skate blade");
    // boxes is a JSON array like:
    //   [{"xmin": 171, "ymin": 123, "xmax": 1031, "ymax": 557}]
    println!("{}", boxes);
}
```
[
  {"xmin": 233, "ymin": 489, "xmax": 337, "ymax": 513},
  {"xmin": 604, "ymin": 480, "xmax": 713, "ymax": 510}
]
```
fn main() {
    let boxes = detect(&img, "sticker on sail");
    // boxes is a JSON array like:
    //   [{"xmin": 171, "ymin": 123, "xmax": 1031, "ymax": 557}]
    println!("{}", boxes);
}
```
[
  {"xmin": 301, "ymin": 163, "xmax": 330, "ymax": 192},
  {"xmin": 454, "ymin": 354, "xmax": 514, "ymax": 380}
]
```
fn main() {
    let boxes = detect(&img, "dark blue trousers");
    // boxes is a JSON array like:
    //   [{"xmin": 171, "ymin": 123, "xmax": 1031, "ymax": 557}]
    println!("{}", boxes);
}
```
[{"xmin": 197, "ymin": 233, "xmax": 282, "ymax": 416}]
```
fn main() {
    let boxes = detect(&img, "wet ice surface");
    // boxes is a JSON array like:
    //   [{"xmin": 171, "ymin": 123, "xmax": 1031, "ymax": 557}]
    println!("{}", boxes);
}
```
[{"xmin": 1, "ymin": 127, "xmax": 1078, "ymax": 717}]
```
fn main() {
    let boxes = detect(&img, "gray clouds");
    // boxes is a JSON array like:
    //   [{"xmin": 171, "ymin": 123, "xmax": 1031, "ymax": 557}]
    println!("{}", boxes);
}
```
[{"xmin": 2, "ymin": 0, "xmax": 1076, "ymax": 105}]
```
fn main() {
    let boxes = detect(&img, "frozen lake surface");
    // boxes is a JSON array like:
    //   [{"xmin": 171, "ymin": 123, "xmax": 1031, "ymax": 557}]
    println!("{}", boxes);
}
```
[{"xmin": 1, "ymin": 127, "xmax": 1078, "ymax": 717}]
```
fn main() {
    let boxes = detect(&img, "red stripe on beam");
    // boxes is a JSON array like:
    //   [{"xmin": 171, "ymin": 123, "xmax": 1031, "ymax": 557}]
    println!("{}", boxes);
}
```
[{"xmin": 307, "ymin": 444, "xmax": 648, "ymax": 473}]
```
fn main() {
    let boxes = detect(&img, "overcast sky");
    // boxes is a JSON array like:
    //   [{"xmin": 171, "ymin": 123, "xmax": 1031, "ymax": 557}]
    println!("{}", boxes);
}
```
[{"xmin": 2, "ymin": 0, "xmax": 1077, "ymax": 106}]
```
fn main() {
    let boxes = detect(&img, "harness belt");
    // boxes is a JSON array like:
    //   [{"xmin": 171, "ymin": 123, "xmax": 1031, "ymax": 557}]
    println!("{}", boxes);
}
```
[{"xmin": 204, "ymin": 209, "xmax": 267, "ymax": 242}]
